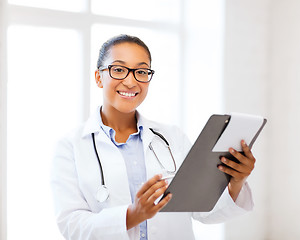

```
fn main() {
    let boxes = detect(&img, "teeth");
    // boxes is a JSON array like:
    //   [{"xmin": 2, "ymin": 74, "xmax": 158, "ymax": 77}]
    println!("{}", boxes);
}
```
[{"xmin": 119, "ymin": 91, "xmax": 136, "ymax": 97}]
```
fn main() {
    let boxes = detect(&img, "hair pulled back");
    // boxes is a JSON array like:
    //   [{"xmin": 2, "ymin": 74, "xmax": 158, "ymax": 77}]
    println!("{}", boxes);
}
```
[{"xmin": 97, "ymin": 34, "xmax": 152, "ymax": 69}]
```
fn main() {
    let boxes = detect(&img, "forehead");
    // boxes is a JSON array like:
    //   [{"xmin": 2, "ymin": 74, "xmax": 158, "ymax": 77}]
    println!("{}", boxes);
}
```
[{"xmin": 106, "ymin": 42, "xmax": 151, "ymax": 66}]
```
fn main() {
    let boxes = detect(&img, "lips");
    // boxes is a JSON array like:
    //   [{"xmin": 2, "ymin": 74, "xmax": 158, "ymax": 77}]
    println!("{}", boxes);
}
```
[{"xmin": 117, "ymin": 91, "xmax": 138, "ymax": 98}]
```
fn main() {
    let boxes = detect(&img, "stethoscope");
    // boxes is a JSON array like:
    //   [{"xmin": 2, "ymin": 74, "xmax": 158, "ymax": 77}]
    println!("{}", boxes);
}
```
[{"xmin": 91, "ymin": 128, "xmax": 177, "ymax": 203}]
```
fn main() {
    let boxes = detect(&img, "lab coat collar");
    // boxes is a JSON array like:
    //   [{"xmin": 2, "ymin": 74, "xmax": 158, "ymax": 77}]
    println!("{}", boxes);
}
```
[
  {"xmin": 81, "ymin": 106, "xmax": 152, "ymax": 141},
  {"xmin": 81, "ymin": 106, "xmax": 103, "ymax": 138}
]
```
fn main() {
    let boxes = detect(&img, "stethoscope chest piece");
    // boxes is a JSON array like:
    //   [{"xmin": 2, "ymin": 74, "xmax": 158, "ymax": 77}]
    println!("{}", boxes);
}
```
[{"xmin": 96, "ymin": 185, "xmax": 109, "ymax": 203}]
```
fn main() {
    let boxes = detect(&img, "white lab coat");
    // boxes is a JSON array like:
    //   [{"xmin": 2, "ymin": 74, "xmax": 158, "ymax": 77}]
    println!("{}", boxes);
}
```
[{"xmin": 51, "ymin": 107, "xmax": 254, "ymax": 240}]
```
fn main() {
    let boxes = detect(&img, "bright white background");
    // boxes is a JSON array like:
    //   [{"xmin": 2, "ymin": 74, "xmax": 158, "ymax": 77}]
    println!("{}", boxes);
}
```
[
  {"xmin": 3, "ymin": 0, "xmax": 299, "ymax": 240},
  {"xmin": 1, "ymin": 0, "xmax": 225, "ymax": 239}
]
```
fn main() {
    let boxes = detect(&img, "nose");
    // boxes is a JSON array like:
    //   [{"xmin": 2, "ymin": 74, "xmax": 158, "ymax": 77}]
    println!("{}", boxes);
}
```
[{"xmin": 122, "ymin": 70, "xmax": 136, "ymax": 88}]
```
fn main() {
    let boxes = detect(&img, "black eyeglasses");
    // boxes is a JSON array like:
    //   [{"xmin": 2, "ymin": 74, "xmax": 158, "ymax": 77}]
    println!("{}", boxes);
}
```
[{"xmin": 99, "ymin": 65, "xmax": 155, "ymax": 83}]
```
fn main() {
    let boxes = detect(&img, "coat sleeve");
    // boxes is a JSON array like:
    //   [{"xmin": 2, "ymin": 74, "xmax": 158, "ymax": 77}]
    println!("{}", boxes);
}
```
[
  {"xmin": 192, "ymin": 182, "xmax": 254, "ymax": 223},
  {"xmin": 50, "ymin": 137, "xmax": 137, "ymax": 240}
]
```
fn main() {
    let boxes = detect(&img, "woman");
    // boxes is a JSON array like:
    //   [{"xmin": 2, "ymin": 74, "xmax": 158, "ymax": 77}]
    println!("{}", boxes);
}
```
[{"xmin": 51, "ymin": 34, "xmax": 255, "ymax": 240}]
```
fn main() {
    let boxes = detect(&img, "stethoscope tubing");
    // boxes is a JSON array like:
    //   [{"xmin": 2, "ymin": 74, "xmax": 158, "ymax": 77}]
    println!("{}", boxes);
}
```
[
  {"xmin": 149, "ymin": 128, "xmax": 177, "ymax": 174},
  {"xmin": 91, "ymin": 128, "xmax": 176, "ymax": 202},
  {"xmin": 91, "ymin": 132, "xmax": 105, "ymax": 186}
]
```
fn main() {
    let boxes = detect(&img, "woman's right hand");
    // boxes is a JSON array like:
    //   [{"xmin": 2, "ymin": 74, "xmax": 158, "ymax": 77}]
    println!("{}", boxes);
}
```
[{"xmin": 126, "ymin": 174, "xmax": 172, "ymax": 230}]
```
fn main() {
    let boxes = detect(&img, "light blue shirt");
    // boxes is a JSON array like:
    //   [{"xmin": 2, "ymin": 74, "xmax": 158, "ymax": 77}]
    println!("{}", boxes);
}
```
[{"xmin": 99, "ymin": 115, "xmax": 148, "ymax": 240}]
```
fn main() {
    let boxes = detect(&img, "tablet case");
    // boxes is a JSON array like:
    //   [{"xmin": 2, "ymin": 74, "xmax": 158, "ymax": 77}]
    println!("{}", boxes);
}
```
[{"xmin": 160, "ymin": 114, "xmax": 267, "ymax": 212}]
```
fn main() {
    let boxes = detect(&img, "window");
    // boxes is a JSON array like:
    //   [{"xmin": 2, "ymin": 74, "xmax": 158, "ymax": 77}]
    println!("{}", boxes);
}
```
[
  {"xmin": 3, "ymin": 0, "xmax": 225, "ymax": 239},
  {"xmin": 91, "ymin": 0, "xmax": 180, "ymax": 22},
  {"xmin": 7, "ymin": 25, "xmax": 82, "ymax": 240},
  {"xmin": 8, "ymin": 0, "xmax": 86, "ymax": 12}
]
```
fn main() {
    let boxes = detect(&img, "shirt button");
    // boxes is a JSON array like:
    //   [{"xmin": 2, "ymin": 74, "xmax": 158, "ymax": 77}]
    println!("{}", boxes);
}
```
[{"xmin": 141, "ymin": 233, "xmax": 146, "ymax": 238}]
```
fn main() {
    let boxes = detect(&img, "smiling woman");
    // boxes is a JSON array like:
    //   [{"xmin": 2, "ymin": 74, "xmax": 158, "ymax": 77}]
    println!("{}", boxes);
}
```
[
  {"xmin": 96, "ymin": 41, "xmax": 152, "ymax": 118},
  {"xmin": 89, "ymin": 24, "xmax": 182, "ymax": 126},
  {"xmin": 50, "ymin": 34, "xmax": 255, "ymax": 240}
]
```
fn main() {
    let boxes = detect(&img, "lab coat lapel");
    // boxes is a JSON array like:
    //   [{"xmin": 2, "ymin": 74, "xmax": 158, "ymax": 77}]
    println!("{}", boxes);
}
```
[
  {"xmin": 142, "ymin": 127, "xmax": 154, "ymax": 156},
  {"xmin": 94, "ymin": 131, "xmax": 132, "ymax": 205}
]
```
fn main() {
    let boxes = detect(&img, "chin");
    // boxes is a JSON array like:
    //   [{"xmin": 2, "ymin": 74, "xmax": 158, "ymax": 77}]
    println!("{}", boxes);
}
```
[{"xmin": 114, "ymin": 104, "xmax": 140, "ymax": 114}]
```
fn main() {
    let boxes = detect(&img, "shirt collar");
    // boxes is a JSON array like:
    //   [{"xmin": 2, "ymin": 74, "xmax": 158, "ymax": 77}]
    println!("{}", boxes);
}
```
[{"xmin": 82, "ymin": 106, "xmax": 144, "ymax": 138}]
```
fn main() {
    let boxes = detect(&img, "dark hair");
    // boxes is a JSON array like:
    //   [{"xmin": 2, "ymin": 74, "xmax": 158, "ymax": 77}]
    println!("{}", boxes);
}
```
[{"xmin": 96, "ymin": 34, "xmax": 152, "ymax": 69}]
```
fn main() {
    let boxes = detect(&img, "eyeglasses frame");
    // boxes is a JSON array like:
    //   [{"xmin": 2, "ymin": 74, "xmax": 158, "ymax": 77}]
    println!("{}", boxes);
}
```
[{"xmin": 98, "ymin": 64, "xmax": 155, "ymax": 83}]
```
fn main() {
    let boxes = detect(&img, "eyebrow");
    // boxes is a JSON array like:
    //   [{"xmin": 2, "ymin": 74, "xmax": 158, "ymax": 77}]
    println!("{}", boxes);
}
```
[{"xmin": 111, "ymin": 60, "xmax": 150, "ymax": 68}]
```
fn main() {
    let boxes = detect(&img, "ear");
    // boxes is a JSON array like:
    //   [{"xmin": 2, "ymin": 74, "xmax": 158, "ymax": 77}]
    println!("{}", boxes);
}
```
[{"xmin": 95, "ymin": 70, "xmax": 103, "ymax": 88}]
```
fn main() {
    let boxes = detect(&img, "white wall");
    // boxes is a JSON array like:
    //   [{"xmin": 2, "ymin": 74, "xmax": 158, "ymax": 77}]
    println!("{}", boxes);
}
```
[
  {"xmin": 0, "ymin": 0, "xmax": 7, "ymax": 239},
  {"xmin": 268, "ymin": 0, "xmax": 300, "ymax": 239},
  {"xmin": 223, "ymin": 0, "xmax": 270, "ymax": 239},
  {"xmin": 224, "ymin": 0, "xmax": 300, "ymax": 239}
]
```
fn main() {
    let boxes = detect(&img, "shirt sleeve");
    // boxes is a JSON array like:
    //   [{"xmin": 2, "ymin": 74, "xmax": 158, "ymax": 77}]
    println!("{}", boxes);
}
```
[
  {"xmin": 192, "ymin": 182, "xmax": 254, "ymax": 224},
  {"xmin": 50, "ymin": 137, "xmax": 137, "ymax": 240}
]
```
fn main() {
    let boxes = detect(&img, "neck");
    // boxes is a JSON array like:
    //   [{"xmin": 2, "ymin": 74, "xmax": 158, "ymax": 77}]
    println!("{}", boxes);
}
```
[{"xmin": 100, "ymin": 106, "xmax": 137, "ymax": 133}]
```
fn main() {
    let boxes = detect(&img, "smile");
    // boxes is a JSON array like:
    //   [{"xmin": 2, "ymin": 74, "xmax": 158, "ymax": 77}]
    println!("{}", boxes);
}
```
[{"xmin": 117, "ymin": 91, "xmax": 138, "ymax": 98}]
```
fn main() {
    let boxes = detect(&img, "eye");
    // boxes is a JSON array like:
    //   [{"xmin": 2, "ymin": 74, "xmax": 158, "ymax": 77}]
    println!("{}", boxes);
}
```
[
  {"xmin": 111, "ymin": 66, "xmax": 126, "ymax": 73},
  {"xmin": 136, "ymin": 69, "xmax": 149, "ymax": 76}
]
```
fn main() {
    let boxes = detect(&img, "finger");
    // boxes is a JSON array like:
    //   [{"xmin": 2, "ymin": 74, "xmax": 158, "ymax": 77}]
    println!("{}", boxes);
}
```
[
  {"xmin": 220, "ymin": 157, "xmax": 243, "ymax": 173},
  {"xmin": 136, "ymin": 174, "xmax": 162, "ymax": 198},
  {"xmin": 147, "ymin": 184, "xmax": 168, "ymax": 204},
  {"xmin": 241, "ymin": 140, "xmax": 256, "ymax": 162},
  {"xmin": 218, "ymin": 164, "xmax": 247, "ymax": 179},
  {"xmin": 142, "ymin": 180, "xmax": 168, "ymax": 201},
  {"xmin": 229, "ymin": 148, "xmax": 254, "ymax": 168},
  {"xmin": 221, "ymin": 157, "xmax": 253, "ymax": 176},
  {"xmin": 153, "ymin": 193, "xmax": 172, "ymax": 212}
]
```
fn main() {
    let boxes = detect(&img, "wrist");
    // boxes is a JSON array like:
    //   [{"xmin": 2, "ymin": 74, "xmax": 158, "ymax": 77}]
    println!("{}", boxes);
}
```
[
  {"xmin": 228, "ymin": 179, "xmax": 245, "ymax": 202},
  {"xmin": 126, "ymin": 205, "xmax": 141, "ymax": 230}
]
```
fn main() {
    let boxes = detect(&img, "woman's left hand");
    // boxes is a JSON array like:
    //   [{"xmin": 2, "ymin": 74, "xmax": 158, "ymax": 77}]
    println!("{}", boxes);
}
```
[{"xmin": 218, "ymin": 140, "xmax": 256, "ymax": 201}]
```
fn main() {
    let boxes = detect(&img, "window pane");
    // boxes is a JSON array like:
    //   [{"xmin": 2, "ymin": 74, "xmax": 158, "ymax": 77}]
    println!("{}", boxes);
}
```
[
  {"xmin": 8, "ymin": 0, "xmax": 86, "ymax": 12},
  {"xmin": 183, "ymin": 0, "xmax": 224, "ymax": 142},
  {"xmin": 90, "ymin": 24, "xmax": 181, "ymax": 126},
  {"xmin": 91, "ymin": 0, "xmax": 180, "ymax": 22},
  {"xmin": 7, "ymin": 25, "xmax": 82, "ymax": 240}
]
